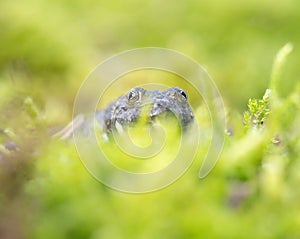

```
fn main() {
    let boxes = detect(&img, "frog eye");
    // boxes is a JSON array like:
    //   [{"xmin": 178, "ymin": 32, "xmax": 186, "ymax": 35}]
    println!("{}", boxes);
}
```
[
  {"xmin": 167, "ymin": 87, "xmax": 188, "ymax": 100},
  {"xmin": 127, "ymin": 89, "xmax": 140, "ymax": 103},
  {"xmin": 178, "ymin": 89, "xmax": 187, "ymax": 99}
]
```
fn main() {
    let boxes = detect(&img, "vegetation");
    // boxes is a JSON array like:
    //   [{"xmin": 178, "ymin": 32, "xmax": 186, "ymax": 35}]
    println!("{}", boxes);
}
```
[{"xmin": 1, "ymin": 0, "xmax": 300, "ymax": 238}]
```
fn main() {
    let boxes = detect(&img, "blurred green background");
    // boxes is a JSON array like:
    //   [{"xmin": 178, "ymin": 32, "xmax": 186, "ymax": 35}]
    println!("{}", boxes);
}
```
[{"xmin": 1, "ymin": 0, "xmax": 300, "ymax": 238}]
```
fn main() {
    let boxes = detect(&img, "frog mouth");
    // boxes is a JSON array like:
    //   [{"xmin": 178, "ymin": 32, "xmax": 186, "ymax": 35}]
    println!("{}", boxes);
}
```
[
  {"xmin": 150, "ymin": 107, "xmax": 180, "ymax": 123},
  {"xmin": 110, "ymin": 103, "xmax": 166, "ymax": 131}
]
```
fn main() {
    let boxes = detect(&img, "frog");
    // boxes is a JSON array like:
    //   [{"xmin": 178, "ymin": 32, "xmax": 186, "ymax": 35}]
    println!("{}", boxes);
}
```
[
  {"xmin": 55, "ymin": 87, "xmax": 194, "ymax": 140},
  {"xmin": 0, "ymin": 87, "xmax": 194, "ymax": 161}
]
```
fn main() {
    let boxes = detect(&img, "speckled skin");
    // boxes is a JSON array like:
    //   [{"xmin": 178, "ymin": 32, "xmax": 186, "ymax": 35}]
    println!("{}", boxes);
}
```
[
  {"xmin": 102, "ymin": 87, "xmax": 194, "ymax": 133},
  {"xmin": 56, "ymin": 87, "xmax": 194, "ymax": 139}
]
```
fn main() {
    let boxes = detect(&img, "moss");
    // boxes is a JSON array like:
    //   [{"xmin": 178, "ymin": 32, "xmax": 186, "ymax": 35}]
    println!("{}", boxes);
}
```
[{"xmin": 1, "ymin": 1, "xmax": 300, "ymax": 238}]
